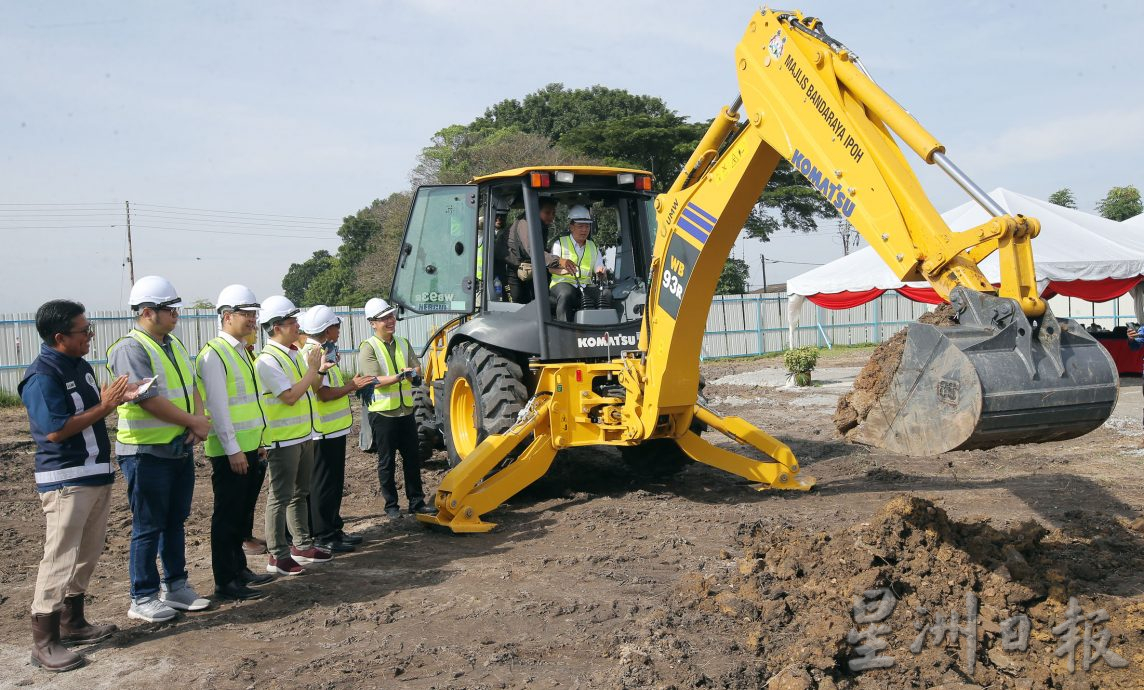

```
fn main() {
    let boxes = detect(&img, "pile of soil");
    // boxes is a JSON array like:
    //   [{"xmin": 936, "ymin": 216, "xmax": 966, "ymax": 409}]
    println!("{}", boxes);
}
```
[
  {"xmin": 834, "ymin": 304, "xmax": 959, "ymax": 440},
  {"xmin": 654, "ymin": 496, "xmax": 1144, "ymax": 689}
]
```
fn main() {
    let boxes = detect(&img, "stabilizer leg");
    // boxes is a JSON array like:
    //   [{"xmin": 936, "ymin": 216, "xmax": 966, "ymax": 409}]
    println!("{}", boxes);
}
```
[
  {"xmin": 417, "ymin": 400, "xmax": 558, "ymax": 532},
  {"xmin": 677, "ymin": 405, "xmax": 815, "ymax": 490}
]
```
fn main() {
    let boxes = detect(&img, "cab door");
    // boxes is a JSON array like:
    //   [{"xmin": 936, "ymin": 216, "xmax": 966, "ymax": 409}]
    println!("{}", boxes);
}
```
[{"xmin": 389, "ymin": 185, "xmax": 478, "ymax": 315}]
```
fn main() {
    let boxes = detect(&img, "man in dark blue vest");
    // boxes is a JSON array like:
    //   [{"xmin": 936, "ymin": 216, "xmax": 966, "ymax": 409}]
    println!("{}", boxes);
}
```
[{"xmin": 19, "ymin": 300, "xmax": 132, "ymax": 672}]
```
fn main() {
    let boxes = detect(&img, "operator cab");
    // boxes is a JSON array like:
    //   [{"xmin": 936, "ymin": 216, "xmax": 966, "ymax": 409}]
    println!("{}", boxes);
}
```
[{"xmin": 389, "ymin": 167, "xmax": 657, "ymax": 362}]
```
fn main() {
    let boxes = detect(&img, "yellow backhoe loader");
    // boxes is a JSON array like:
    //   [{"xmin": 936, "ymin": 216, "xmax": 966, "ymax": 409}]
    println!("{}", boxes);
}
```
[{"xmin": 388, "ymin": 9, "xmax": 1118, "ymax": 532}]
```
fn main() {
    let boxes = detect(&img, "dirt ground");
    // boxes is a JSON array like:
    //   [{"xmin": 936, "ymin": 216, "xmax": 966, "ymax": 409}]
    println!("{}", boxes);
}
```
[{"xmin": 2, "ymin": 348, "xmax": 1144, "ymax": 689}]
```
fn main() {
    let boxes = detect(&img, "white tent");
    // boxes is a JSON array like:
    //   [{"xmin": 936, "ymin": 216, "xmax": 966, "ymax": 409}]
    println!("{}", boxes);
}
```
[
  {"xmin": 785, "ymin": 188, "xmax": 1144, "ymax": 344},
  {"xmin": 1121, "ymin": 212, "xmax": 1144, "ymax": 317}
]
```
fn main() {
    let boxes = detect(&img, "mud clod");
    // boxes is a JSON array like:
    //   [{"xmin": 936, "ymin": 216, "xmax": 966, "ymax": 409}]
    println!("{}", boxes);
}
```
[
  {"xmin": 668, "ymin": 496, "xmax": 1144, "ymax": 689},
  {"xmin": 834, "ymin": 303, "xmax": 960, "ymax": 439}
]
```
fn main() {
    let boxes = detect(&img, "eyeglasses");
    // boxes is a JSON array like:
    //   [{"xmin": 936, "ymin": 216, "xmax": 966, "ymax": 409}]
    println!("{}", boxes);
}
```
[
  {"xmin": 156, "ymin": 306, "xmax": 179, "ymax": 315},
  {"xmin": 65, "ymin": 325, "xmax": 95, "ymax": 337}
]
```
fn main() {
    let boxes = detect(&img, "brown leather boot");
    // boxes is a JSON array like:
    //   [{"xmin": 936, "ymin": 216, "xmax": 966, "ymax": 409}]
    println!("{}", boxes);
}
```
[
  {"xmin": 60, "ymin": 594, "xmax": 117, "ymax": 644},
  {"xmin": 30, "ymin": 611, "xmax": 83, "ymax": 672}
]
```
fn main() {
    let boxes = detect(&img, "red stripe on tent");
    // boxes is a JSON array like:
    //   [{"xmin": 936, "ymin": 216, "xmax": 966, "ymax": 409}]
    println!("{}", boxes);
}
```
[
  {"xmin": 806, "ymin": 289, "xmax": 885, "ymax": 309},
  {"xmin": 1047, "ymin": 277, "xmax": 1142, "ymax": 302},
  {"xmin": 895, "ymin": 286, "xmax": 945, "ymax": 304}
]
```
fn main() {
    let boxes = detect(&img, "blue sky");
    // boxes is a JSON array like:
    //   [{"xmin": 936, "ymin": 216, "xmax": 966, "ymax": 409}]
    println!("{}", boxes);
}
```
[{"xmin": 3, "ymin": 0, "xmax": 1142, "ymax": 310}]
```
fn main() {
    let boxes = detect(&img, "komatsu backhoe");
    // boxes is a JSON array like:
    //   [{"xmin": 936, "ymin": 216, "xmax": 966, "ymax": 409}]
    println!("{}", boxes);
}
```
[{"xmin": 388, "ymin": 9, "xmax": 1118, "ymax": 532}]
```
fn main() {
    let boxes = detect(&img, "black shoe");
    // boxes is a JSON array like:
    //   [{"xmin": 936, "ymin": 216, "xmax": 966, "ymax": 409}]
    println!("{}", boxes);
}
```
[
  {"xmin": 410, "ymin": 503, "xmax": 437, "ymax": 515},
  {"xmin": 385, "ymin": 507, "xmax": 402, "ymax": 520},
  {"xmin": 239, "ymin": 568, "xmax": 274, "ymax": 587},
  {"xmin": 317, "ymin": 539, "xmax": 355, "ymax": 553},
  {"xmin": 215, "ymin": 580, "xmax": 266, "ymax": 601},
  {"xmin": 339, "ymin": 532, "xmax": 364, "ymax": 546}
]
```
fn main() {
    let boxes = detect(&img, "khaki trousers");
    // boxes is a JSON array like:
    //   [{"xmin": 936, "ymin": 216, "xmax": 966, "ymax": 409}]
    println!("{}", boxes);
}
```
[
  {"xmin": 265, "ymin": 440, "xmax": 315, "ymax": 558},
  {"xmin": 31, "ymin": 483, "xmax": 112, "ymax": 615}
]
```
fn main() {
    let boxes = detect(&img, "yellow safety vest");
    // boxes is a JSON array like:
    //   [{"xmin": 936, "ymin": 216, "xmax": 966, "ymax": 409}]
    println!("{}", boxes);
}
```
[
  {"xmin": 300, "ymin": 341, "xmax": 352, "ymax": 436},
  {"xmin": 197, "ymin": 337, "xmax": 266, "ymax": 456},
  {"xmin": 108, "ymin": 330, "xmax": 196, "ymax": 446},
  {"xmin": 549, "ymin": 236, "xmax": 600, "ymax": 286},
  {"xmin": 364, "ymin": 335, "xmax": 413, "ymax": 412},
  {"xmin": 257, "ymin": 345, "xmax": 316, "ymax": 446}
]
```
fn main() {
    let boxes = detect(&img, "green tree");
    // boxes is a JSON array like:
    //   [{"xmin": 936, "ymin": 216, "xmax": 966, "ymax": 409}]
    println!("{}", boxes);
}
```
[
  {"xmin": 559, "ymin": 113, "xmax": 707, "ymax": 188},
  {"xmin": 283, "ymin": 83, "xmax": 843, "ymax": 300},
  {"xmin": 1096, "ymin": 185, "xmax": 1143, "ymax": 221},
  {"xmin": 1048, "ymin": 188, "xmax": 1077, "ymax": 209},
  {"xmin": 337, "ymin": 205, "xmax": 386, "ymax": 267},
  {"xmin": 188, "ymin": 298, "xmax": 214, "ymax": 309},
  {"xmin": 716, "ymin": 258, "xmax": 751, "ymax": 294},
  {"xmin": 472, "ymin": 83, "xmax": 674, "ymax": 142},
  {"xmin": 353, "ymin": 191, "xmax": 415, "ymax": 299},
  {"xmin": 744, "ymin": 162, "xmax": 839, "ymax": 240},
  {"xmin": 282, "ymin": 250, "xmax": 336, "ymax": 304},
  {"xmin": 302, "ymin": 262, "xmax": 362, "ymax": 306},
  {"xmin": 412, "ymin": 128, "xmax": 590, "ymax": 187}
]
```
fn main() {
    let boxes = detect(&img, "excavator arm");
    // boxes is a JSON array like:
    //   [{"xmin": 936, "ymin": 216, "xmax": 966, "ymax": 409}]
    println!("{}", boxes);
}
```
[{"xmin": 635, "ymin": 8, "xmax": 1116, "ymax": 456}]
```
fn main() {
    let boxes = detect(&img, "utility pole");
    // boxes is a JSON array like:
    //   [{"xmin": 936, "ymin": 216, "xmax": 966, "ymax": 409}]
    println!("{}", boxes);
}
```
[
  {"xmin": 125, "ymin": 200, "xmax": 135, "ymax": 284},
  {"xmin": 760, "ymin": 254, "xmax": 768, "ymax": 292}
]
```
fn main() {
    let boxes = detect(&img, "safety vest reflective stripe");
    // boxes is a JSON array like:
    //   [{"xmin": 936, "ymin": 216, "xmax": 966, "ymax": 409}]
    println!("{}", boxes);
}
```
[
  {"xmin": 300, "ymin": 343, "xmax": 353, "ymax": 435},
  {"xmin": 258, "ymin": 345, "xmax": 315, "ymax": 445},
  {"xmin": 34, "ymin": 463, "xmax": 115, "ymax": 484},
  {"xmin": 550, "ymin": 236, "xmax": 599, "ymax": 286},
  {"xmin": 231, "ymin": 417, "xmax": 265, "ymax": 432},
  {"xmin": 198, "ymin": 338, "xmax": 266, "ymax": 456},
  {"xmin": 364, "ymin": 336, "xmax": 413, "ymax": 412},
  {"xmin": 109, "ymin": 330, "xmax": 196, "ymax": 446}
]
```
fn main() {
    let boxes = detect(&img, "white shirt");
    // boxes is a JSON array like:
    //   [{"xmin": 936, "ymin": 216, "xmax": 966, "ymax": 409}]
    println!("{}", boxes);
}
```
[
  {"xmin": 551, "ymin": 237, "xmax": 604, "ymax": 272},
  {"xmin": 197, "ymin": 331, "xmax": 250, "ymax": 457},
  {"xmin": 255, "ymin": 339, "xmax": 313, "ymax": 448}
]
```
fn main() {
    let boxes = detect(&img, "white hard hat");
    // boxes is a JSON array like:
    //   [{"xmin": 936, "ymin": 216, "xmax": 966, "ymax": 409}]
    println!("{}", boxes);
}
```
[
  {"xmin": 364, "ymin": 297, "xmax": 396, "ymax": 320},
  {"xmin": 302, "ymin": 305, "xmax": 340, "ymax": 335},
  {"xmin": 129, "ymin": 275, "xmax": 182, "ymax": 310},
  {"xmin": 568, "ymin": 204, "xmax": 593, "ymax": 224},
  {"xmin": 215, "ymin": 284, "xmax": 260, "ymax": 313},
  {"xmin": 258, "ymin": 295, "xmax": 300, "ymax": 325}
]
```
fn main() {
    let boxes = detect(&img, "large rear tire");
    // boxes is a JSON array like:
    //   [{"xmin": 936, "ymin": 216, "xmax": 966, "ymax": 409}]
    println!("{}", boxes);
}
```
[
  {"xmin": 441, "ymin": 342, "xmax": 529, "ymax": 468},
  {"xmin": 413, "ymin": 384, "xmax": 443, "ymax": 461}
]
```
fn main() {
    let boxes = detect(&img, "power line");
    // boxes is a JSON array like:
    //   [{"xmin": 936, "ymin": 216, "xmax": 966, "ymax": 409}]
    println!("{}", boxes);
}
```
[
  {"xmin": 130, "ymin": 211, "xmax": 338, "ymax": 231},
  {"xmin": 130, "ymin": 224, "xmax": 336, "ymax": 239},
  {"xmin": 0, "ymin": 212, "xmax": 123, "ymax": 218},
  {"xmin": 133, "ymin": 202, "xmax": 341, "ymax": 221},
  {"xmin": 0, "ymin": 202, "xmax": 120, "ymax": 207},
  {"xmin": 0, "ymin": 225, "xmax": 118, "ymax": 230}
]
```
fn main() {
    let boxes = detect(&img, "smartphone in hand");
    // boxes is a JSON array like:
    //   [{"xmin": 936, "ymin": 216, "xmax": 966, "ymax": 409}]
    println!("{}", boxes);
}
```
[{"xmin": 134, "ymin": 376, "xmax": 158, "ymax": 397}]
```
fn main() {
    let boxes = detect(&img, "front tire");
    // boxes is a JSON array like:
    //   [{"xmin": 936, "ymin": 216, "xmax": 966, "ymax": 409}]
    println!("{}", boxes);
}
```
[
  {"xmin": 441, "ymin": 342, "xmax": 529, "ymax": 468},
  {"xmin": 413, "ymin": 384, "xmax": 443, "ymax": 461}
]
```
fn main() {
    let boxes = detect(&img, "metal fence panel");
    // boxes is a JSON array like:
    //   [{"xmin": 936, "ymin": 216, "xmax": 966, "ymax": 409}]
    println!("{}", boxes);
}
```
[{"xmin": 2, "ymin": 292, "xmax": 1131, "ymax": 392}]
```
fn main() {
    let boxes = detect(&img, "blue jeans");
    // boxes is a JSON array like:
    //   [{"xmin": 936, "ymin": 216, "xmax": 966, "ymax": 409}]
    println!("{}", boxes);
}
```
[{"xmin": 119, "ymin": 453, "xmax": 195, "ymax": 599}]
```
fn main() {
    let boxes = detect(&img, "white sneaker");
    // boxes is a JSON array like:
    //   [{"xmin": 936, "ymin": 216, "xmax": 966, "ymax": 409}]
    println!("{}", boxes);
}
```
[
  {"xmin": 160, "ymin": 582, "xmax": 211, "ymax": 611},
  {"xmin": 128, "ymin": 596, "xmax": 178, "ymax": 623}
]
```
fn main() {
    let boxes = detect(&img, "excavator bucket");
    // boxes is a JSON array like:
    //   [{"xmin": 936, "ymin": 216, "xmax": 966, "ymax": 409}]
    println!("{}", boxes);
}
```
[{"xmin": 853, "ymin": 289, "xmax": 1119, "ymax": 456}]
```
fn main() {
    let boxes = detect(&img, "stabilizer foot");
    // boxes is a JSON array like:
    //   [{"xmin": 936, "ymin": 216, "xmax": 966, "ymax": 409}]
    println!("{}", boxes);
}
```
[
  {"xmin": 680, "ymin": 405, "xmax": 815, "ymax": 490},
  {"xmin": 429, "ymin": 398, "xmax": 557, "ymax": 533}
]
